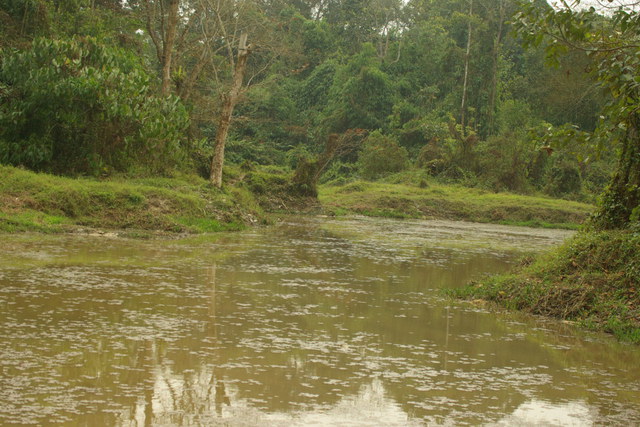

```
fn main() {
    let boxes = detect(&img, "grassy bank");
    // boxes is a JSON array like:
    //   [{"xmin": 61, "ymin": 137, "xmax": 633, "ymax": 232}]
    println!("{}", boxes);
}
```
[
  {"xmin": 0, "ymin": 165, "xmax": 266, "ymax": 234},
  {"xmin": 1, "ymin": 165, "xmax": 594, "ymax": 234},
  {"xmin": 319, "ymin": 178, "xmax": 593, "ymax": 229},
  {"xmin": 450, "ymin": 230, "xmax": 640, "ymax": 343}
]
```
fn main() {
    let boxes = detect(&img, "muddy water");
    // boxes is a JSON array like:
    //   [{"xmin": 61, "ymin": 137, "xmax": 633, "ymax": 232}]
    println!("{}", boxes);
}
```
[{"xmin": 1, "ymin": 217, "xmax": 639, "ymax": 426}]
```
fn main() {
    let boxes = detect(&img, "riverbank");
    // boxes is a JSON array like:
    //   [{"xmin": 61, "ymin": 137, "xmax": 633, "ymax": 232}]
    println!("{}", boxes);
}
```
[
  {"xmin": 6, "ymin": 165, "xmax": 635, "ymax": 342},
  {"xmin": 0, "ymin": 165, "xmax": 593, "ymax": 234},
  {"xmin": 0, "ymin": 165, "xmax": 267, "ymax": 235},
  {"xmin": 319, "ymin": 179, "xmax": 592, "ymax": 229},
  {"xmin": 450, "ymin": 230, "xmax": 640, "ymax": 343}
]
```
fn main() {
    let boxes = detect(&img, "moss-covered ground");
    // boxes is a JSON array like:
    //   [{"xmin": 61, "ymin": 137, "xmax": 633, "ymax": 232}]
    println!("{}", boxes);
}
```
[{"xmin": 449, "ymin": 230, "xmax": 640, "ymax": 343}]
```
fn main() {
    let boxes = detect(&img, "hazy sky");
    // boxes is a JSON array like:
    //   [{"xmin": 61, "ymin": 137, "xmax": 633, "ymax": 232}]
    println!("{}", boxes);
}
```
[{"xmin": 552, "ymin": 0, "xmax": 640, "ymax": 11}]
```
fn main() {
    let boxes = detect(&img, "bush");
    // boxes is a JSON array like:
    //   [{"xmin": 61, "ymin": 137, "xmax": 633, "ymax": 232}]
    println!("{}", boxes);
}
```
[
  {"xmin": 0, "ymin": 36, "xmax": 190, "ymax": 176},
  {"xmin": 416, "ymin": 139, "xmax": 447, "ymax": 174},
  {"xmin": 475, "ymin": 135, "xmax": 533, "ymax": 193},
  {"xmin": 358, "ymin": 131, "xmax": 409, "ymax": 179},
  {"xmin": 397, "ymin": 116, "xmax": 449, "ymax": 158},
  {"xmin": 546, "ymin": 158, "xmax": 582, "ymax": 197},
  {"xmin": 224, "ymin": 138, "xmax": 286, "ymax": 166}
]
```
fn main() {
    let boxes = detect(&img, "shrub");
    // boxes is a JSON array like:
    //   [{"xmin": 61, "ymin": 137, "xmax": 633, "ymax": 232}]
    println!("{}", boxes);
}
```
[
  {"xmin": 475, "ymin": 135, "xmax": 533, "ymax": 193},
  {"xmin": 416, "ymin": 139, "xmax": 447, "ymax": 174},
  {"xmin": 546, "ymin": 158, "xmax": 582, "ymax": 197},
  {"xmin": 0, "ymin": 36, "xmax": 189, "ymax": 176},
  {"xmin": 358, "ymin": 131, "xmax": 409, "ymax": 179},
  {"xmin": 319, "ymin": 160, "xmax": 357, "ymax": 184}
]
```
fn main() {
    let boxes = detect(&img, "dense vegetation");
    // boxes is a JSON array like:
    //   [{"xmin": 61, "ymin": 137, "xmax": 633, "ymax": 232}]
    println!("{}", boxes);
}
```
[
  {"xmin": 453, "ymin": 230, "xmax": 640, "ymax": 343},
  {"xmin": 0, "ymin": 0, "xmax": 616, "ymax": 201}
]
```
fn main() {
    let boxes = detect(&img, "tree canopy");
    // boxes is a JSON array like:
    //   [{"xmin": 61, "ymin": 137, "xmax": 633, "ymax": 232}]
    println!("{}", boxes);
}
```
[{"xmin": 513, "ymin": 0, "xmax": 640, "ymax": 228}]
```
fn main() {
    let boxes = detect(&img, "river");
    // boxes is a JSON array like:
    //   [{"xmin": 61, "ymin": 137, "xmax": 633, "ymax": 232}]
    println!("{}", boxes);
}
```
[{"xmin": 1, "ymin": 216, "xmax": 639, "ymax": 425}]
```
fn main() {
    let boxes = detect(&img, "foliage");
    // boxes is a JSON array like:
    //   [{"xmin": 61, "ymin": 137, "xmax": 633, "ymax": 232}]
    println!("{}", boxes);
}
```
[
  {"xmin": 475, "ymin": 134, "xmax": 533, "ymax": 193},
  {"xmin": 0, "ymin": 36, "xmax": 189, "ymax": 176},
  {"xmin": 545, "ymin": 155, "xmax": 582, "ymax": 197},
  {"xmin": 319, "ymin": 161, "xmax": 358, "ymax": 185},
  {"xmin": 297, "ymin": 60, "xmax": 337, "ymax": 111},
  {"xmin": 0, "ymin": 0, "xmax": 53, "ymax": 38},
  {"xmin": 358, "ymin": 131, "xmax": 408, "ymax": 179},
  {"xmin": 513, "ymin": 0, "xmax": 640, "ymax": 228},
  {"xmin": 231, "ymin": 76, "xmax": 307, "ymax": 163},
  {"xmin": 395, "ymin": 114, "xmax": 450, "ymax": 157},
  {"xmin": 0, "ymin": 0, "xmax": 623, "ymax": 207},
  {"xmin": 323, "ymin": 45, "xmax": 396, "ymax": 133}
]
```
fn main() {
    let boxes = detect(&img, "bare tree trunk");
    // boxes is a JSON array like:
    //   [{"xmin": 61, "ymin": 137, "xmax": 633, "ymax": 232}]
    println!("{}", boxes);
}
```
[
  {"xmin": 210, "ymin": 33, "xmax": 250, "ymax": 187},
  {"xmin": 460, "ymin": 0, "xmax": 473, "ymax": 135},
  {"xmin": 291, "ymin": 130, "xmax": 366, "ymax": 197}
]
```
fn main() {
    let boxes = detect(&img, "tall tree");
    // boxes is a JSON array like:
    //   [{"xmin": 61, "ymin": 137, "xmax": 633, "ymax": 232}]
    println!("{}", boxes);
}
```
[
  {"xmin": 485, "ymin": 0, "xmax": 507, "ymax": 135},
  {"xmin": 210, "ymin": 33, "xmax": 251, "ymax": 187},
  {"xmin": 460, "ymin": 0, "xmax": 473, "ymax": 133},
  {"xmin": 514, "ymin": 0, "xmax": 640, "ymax": 228}
]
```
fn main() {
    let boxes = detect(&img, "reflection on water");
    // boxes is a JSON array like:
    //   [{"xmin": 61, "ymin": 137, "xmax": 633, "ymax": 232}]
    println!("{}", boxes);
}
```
[
  {"xmin": 1, "ymin": 217, "xmax": 639, "ymax": 425},
  {"xmin": 495, "ymin": 399, "xmax": 594, "ymax": 426}
]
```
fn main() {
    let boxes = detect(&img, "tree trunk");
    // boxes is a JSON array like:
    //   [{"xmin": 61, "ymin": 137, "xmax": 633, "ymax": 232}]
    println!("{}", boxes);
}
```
[
  {"xmin": 144, "ymin": 0, "xmax": 181, "ymax": 96},
  {"xmin": 210, "ymin": 33, "xmax": 250, "ymax": 187},
  {"xmin": 161, "ymin": 0, "xmax": 180, "ymax": 96},
  {"xmin": 291, "ymin": 130, "xmax": 366, "ymax": 197},
  {"xmin": 595, "ymin": 113, "xmax": 640, "ymax": 229},
  {"xmin": 460, "ymin": 0, "xmax": 473, "ymax": 135}
]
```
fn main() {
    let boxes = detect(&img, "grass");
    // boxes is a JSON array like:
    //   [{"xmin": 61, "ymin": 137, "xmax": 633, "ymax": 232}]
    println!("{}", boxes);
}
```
[
  {"xmin": 449, "ymin": 230, "xmax": 640, "ymax": 343},
  {"xmin": 0, "ymin": 211, "xmax": 72, "ymax": 233},
  {"xmin": 0, "ymin": 164, "xmax": 595, "ymax": 234},
  {"xmin": 319, "ymin": 177, "xmax": 593, "ymax": 228},
  {"xmin": 174, "ymin": 217, "xmax": 244, "ymax": 233},
  {"xmin": 496, "ymin": 219, "xmax": 582, "ymax": 230},
  {"xmin": 0, "ymin": 165, "xmax": 266, "ymax": 234}
]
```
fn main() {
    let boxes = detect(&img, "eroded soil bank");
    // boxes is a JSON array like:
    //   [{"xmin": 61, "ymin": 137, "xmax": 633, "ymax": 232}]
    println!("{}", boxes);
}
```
[{"xmin": 451, "ymin": 229, "xmax": 640, "ymax": 343}]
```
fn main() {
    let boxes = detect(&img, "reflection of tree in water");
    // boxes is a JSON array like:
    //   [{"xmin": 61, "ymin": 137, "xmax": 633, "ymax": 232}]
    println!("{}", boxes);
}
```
[
  {"xmin": 215, "ymin": 379, "xmax": 231, "ymax": 415},
  {"xmin": 136, "ymin": 263, "xmax": 231, "ymax": 425},
  {"xmin": 141, "ymin": 363, "xmax": 231, "ymax": 425},
  {"xmin": 168, "ymin": 221, "xmax": 534, "ymax": 421}
]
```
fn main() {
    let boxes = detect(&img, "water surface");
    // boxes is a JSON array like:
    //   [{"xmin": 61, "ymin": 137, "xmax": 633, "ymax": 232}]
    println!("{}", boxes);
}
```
[{"xmin": 1, "ymin": 217, "xmax": 639, "ymax": 425}]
